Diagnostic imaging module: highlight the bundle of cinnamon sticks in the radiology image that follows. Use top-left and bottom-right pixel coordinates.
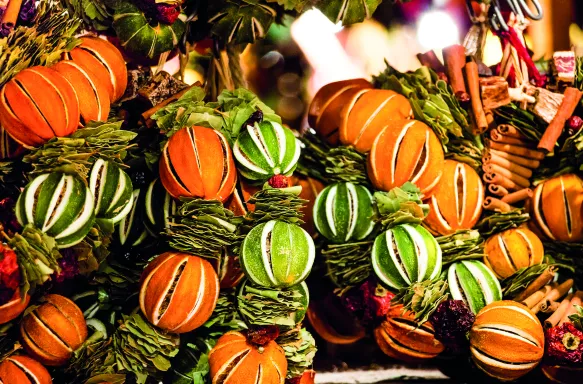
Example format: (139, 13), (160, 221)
(515, 271), (579, 329)
(481, 124), (542, 212)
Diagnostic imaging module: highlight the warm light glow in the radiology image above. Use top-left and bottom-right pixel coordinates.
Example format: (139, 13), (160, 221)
(417, 10), (460, 50)
(483, 30), (503, 67)
(291, 7), (366, 96)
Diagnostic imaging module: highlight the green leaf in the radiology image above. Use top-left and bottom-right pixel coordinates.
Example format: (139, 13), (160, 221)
(501, 264), (556, 299)
(218, 88), (281, 144)
(494, 103), (546, 141)
(265, 0), (309, 11)
(112, 313), (180, 383)
(437, 230), (485, 266)
(445, 137), (484, 172)
(297, 133), (369, 186)
(10, 225), (61, 298)
(372, 61), (466, 147)
(316, 0), (382, 25)
(209, 1), (277, 45)
(277, 327), (317, 378)
(0, 1), (81, 87)
(372, 183), (429, 230)
(243, 185), (306, 229)
(474, 209), (530, 236)
(23, 120), (136, 180)
(204, 290), (247, 332)
(238, 282), (306, 328)
(165, 199), (244, 259)
(323, 241), (373, 295)
(569, 305), (583, 332)
(392, 279), (449, 324)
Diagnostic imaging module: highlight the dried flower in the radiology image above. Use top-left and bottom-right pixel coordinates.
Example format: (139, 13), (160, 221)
(134, 0), (180, 24)
(343, 278), (394, 326)
(0, 243), (20, 305)
(54, 248), (79, 283)
(155, 3), (180, 24)
(430, 300), (475, 354)
(545, 323), (583, 365)
(268, 175), (290, 189)
(18, 0), (36, 23)
(247, 325), (280, 346)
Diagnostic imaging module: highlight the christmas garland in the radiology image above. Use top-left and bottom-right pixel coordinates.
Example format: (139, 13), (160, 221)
(300, 6), (583, 383)
(0, 2), (329, 384)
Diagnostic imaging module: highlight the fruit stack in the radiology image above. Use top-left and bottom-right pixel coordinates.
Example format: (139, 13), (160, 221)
(0, 3), (319, 383)
(299, 34), (583, 382)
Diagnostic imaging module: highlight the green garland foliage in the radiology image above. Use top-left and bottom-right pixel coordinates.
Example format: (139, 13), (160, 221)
(23, 120), (137, 180)
(392, 279), (449, 324)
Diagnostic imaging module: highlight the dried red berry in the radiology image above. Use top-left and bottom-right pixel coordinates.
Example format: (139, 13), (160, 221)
(54, 248), (79, 283)
(545, 323), (583, 365)
(155, 3), (180, 24)
(430, 300), (475, 354)
(0, 243), (20, 305)
(342, 278), (394, 326)
(566, 116), (583, 137)
(268, 175), (290, 189)
(246, 325), (280, 346)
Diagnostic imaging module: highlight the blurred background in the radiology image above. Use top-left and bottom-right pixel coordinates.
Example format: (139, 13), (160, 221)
(182, 0), (583, 131)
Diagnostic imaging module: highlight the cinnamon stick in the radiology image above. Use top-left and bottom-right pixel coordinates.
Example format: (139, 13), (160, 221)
(485, 111), (496, 130)
(487, 139), (546, 160)
(442, 45), (468, 96)
(484, 171), (522, 191)
(483, 151), (533, 178)
(501, 188), (534, 205)
(538, 87), (583, 153)
(464, 61), (488, 134)
(541, 301), (560, 314)
(497, 124), (527, 139)
(488, 148), (541, 169)
(545, 294), (574, 329)
(514, 267), (556, 302)
(1, 0), (23, 25)
(532, 279), (574, 314)
(141, 83), (199, 126)
(482, 163), (531, 188)
(483, 196), (513, 212)
(416, 51), (446, 73)
(488, 184), (509, 197)
(490, 129), (535, 147)
(559, 291), (583, 326)
(521, 285), (552, 308)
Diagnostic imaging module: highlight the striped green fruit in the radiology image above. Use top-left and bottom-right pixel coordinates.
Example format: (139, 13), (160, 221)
(447, 260), (502, 314)
(313, 182), (374, 243)
(237, 280), (309, 327)
(113, 2), (186, 58)
(233, 121), (301, 181)
(144, 178), (177, 237)
(372, 224), (442, 289)
(118, 189), (149, 247)
(15, 173), (95, 248)
(89, 159), (134, 224)
(240, 220), (315, 288)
